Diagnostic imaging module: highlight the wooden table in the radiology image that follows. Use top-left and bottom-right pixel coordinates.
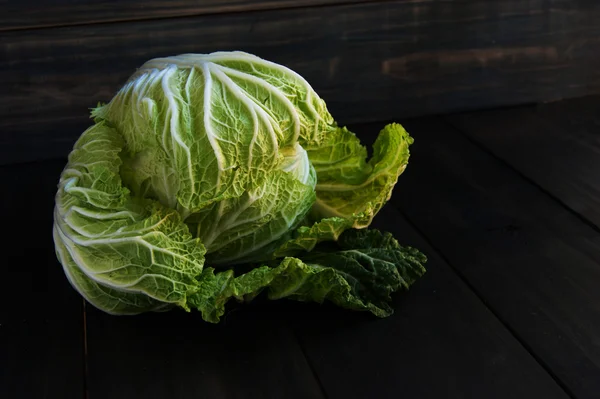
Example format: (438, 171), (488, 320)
(2, 95), (600, 399)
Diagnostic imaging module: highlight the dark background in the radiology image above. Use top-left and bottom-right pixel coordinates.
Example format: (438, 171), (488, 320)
(3, 0), (600, 164)
(2, 1), (600, 398)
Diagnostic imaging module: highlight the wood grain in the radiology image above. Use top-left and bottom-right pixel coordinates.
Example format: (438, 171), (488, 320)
(289, 204), (569, 399)
(85, 299), (325, 399)
(3, 0), (600, 164)
(0, 0), (380, 31)
(0, 159), (84, 399)
(446, 95), (600, 230)
(389, 117), (600, 399)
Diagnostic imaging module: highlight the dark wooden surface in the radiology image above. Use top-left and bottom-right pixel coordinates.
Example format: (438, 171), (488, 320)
(86, 303), (326, 398)
(4, 0), (600, 164)
(0, 160), (84, 399)
(292, 205), (567, 399)
(1, 152), (570, 399)
(391, 116), (600, 399)
(0, 0), (379, 30)
(446, 95), (600, 230)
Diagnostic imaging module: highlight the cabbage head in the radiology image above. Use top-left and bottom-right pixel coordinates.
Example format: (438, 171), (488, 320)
(53, 51), (426, 322)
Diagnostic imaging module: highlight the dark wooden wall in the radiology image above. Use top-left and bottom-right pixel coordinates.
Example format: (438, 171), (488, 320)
(2, 0), (600, 164)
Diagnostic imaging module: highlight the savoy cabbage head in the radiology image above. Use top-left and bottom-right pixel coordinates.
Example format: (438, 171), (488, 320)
(53, 51), (426, 322)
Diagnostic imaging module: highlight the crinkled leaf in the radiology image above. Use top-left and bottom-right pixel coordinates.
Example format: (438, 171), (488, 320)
(273, 210), (373, 258)
(53, 123), (205, 313)
(186, 169), (315, 266)
(188, 229), (426, 323)
(306, 123), (413, 227)
(91, 52), (330, 214)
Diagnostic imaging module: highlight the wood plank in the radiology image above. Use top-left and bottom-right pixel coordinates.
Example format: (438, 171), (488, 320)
(85, 297), (325, 398)
(289, 204), (569, 399)
(0, 159), (84, 399)
(4, 0), (600, 164)
(0, 0), (378, 31)
(388, 117), (600, 399)
(446, 95), (600, 230)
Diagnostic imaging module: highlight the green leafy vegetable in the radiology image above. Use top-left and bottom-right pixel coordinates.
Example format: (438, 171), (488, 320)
(190, 229), (426, 323)
(53, 51), (426, 322)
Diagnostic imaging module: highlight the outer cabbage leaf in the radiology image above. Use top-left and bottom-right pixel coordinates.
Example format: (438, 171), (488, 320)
(54, 230), (173, 314)
(306, 123), (413, 227)
(188, 229), (426, 323)
(272, 209), (374, 258)
(53, 123), (205, 313)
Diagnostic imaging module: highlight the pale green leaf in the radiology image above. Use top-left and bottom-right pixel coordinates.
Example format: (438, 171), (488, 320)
(306, 123), (413, 227)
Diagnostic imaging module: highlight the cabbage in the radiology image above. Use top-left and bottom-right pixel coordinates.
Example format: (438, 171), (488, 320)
(53, 51), (426, 322)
